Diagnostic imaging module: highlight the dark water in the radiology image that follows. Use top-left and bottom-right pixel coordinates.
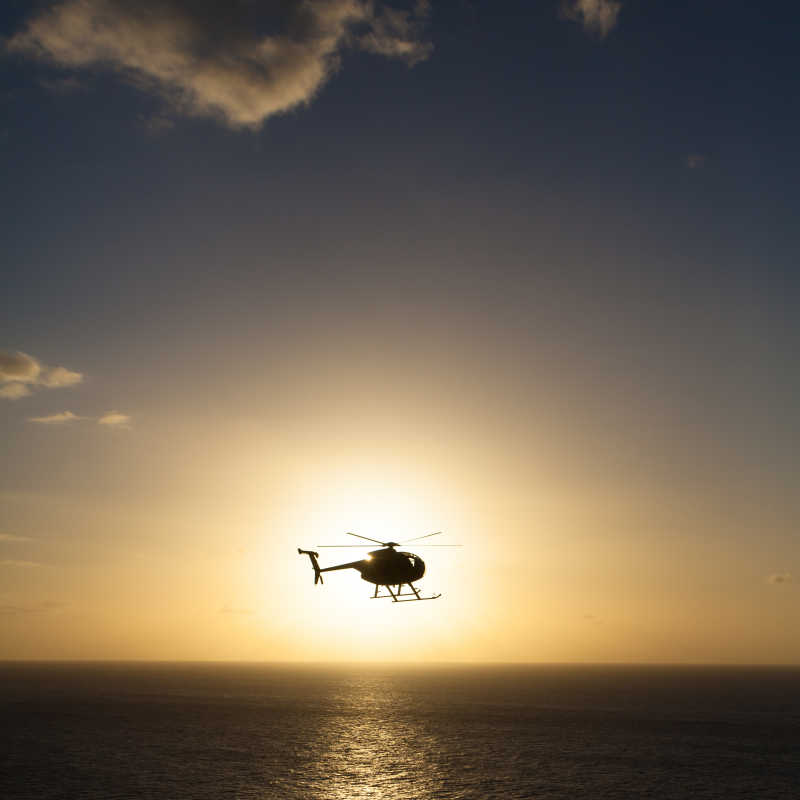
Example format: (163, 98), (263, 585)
(2, 663), (799, 799)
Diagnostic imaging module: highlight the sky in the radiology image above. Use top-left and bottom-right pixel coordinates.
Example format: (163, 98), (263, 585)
(1, 0), (798, 663)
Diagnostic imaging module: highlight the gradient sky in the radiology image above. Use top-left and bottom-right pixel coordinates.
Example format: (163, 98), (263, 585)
(1, 0), (798, 663)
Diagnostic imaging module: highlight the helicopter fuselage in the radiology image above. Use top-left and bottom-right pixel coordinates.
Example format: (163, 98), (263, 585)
(359, 548), (425, 585)
(309, 547), (425, 586)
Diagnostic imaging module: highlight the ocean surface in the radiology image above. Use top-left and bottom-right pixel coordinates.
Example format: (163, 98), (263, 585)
(1, 663), (799, 799)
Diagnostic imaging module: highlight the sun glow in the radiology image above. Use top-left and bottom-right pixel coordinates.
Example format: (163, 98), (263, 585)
(241, 463), (479, 661)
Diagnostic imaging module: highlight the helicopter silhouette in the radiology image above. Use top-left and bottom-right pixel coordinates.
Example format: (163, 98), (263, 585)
(298, 531), (457, 602)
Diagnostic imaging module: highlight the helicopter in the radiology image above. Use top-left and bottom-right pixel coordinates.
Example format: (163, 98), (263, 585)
(298, 531), (457, 602)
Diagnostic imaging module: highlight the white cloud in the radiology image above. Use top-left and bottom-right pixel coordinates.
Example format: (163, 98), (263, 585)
(8, 0), (433, 129)
(0, 350), (83, 399)
(28, 410), (83, 424)
(560, 0), (622, 38)
(98, 410), (131, 428)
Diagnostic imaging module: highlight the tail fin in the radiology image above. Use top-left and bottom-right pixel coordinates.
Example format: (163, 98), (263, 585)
(297, 548), (323, 584)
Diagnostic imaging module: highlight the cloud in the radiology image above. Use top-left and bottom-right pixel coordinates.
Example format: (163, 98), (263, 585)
(0, 533), (32, 542)
(2, 350), (129, 429)
(0, 601), (66, 615)
(139, 111), (175, 135)
(685, 154), (707, 169)
(27, 409), (132, 428)
(41, 366), (84, 387)
(359, 0), (432, 64)
(560, 0), (622, 38)
(39, 74), (87, 93)
(7, 0), (433, 129)
(767, 573), (793, 585)
(28, 410), (83, 424)
(0, 559), (43, 568)
(0, 350), (83, 399)
(0, 351), (41, 383)
(0, 382), (31, 399)
(98, 410), (131, 428)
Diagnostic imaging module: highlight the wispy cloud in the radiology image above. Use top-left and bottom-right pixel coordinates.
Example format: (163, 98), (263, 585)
(28, 409), (132, 429)
(560, 0), (622, 38)
(0, 382), (31, 399)
(28, 410), (83, 425)
(767, 573), (793, 585)
(7, 0), (433, 130)
(98, 410), (131, 428)
(40, 366), (83, 387)
(0, 533), (32, 542)
(0, 559), (43, 568)
(3, 350), (129, 428)
(39, 74), (87, 93)
(0, 350), (83, 400)
(685, 154), (707, 169)
(359, 0), (432, 63)
(139, 112), (175, 136)
(0, 601), (66, 615)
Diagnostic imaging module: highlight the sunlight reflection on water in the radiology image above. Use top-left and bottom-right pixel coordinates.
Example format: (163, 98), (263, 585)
(307, 675), (444, 800)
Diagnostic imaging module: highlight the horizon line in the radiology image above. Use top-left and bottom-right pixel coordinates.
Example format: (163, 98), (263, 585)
(2, 659), (800, 668)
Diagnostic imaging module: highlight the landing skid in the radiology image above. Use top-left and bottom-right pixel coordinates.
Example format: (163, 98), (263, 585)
(370, 583), (441, 602)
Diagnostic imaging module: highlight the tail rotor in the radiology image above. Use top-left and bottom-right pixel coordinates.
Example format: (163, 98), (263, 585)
(298, 548), (323, 584)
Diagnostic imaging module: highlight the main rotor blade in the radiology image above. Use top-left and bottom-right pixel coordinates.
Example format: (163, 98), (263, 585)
(346, 532), (386, 545)
(401, 531), (443, 543)
(316, 545), (374, 548)
(316, 543), (460, 548)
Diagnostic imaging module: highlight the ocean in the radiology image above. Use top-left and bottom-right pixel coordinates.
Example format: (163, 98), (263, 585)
(1, 663), (798, 799)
